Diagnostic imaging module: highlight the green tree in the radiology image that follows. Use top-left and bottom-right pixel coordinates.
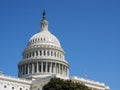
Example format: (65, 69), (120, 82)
(43, 78), (91, 90)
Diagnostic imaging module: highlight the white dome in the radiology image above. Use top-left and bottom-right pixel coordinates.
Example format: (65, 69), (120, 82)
(27, 16), (61, 47)
(28, 30), (61, 47)
(18, 12), (69, 79)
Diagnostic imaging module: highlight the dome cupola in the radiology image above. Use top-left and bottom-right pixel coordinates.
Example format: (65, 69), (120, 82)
(40, 11), (48, 31)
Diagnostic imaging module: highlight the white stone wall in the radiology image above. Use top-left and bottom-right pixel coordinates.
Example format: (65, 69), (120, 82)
(32, 78), (50, 90)
(0, 75), (31, 90)
(31, 74), (68, 90)
(70, 76), (110, 90)
(0, 74), (110, 90)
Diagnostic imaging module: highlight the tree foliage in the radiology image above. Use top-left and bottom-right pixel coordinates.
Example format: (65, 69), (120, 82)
(43, 78), (91, 90)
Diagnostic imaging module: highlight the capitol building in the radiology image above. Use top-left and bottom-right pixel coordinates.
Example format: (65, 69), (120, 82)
(0, 11), (110, 90)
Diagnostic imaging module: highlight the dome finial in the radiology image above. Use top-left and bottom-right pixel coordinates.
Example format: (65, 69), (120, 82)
(42, 10), (46, 20)
(40, 10), (48, 32)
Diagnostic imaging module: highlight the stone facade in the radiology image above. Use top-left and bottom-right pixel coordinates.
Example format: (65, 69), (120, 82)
(0, 12), (110, 90)
(0, 74), (31, 90)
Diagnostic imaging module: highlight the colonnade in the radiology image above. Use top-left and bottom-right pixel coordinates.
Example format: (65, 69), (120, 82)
(23, 49), (64, 60)
(19, 62), (69, 77)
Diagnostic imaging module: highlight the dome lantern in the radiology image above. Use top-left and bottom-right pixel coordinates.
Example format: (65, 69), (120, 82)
(40, 10), (48, 32)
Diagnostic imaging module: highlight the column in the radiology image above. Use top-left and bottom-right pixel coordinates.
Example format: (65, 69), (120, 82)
(34, 63), (36, 73)
(62, 65), (63, 75)
(28, 63), (29, 74)
(29, 63), (32, 73)
(63, 65), (65, 75)
(67, 67), (69, 77)
(24, 64), (26, 74)
(54, 63), (56, 74)
(0, 83), (2, 90)
(41, 62), (43, 73)
(53, 63), (55, 73)
(42, 50), (43, 56)
(52, 63), (55, 73)
(40, 50), (42, 56)
(56, 64), (58, 73)
(38, 63), (40, 72)
(60, 64), (62, 74)
(18, 66), (20, 77)
(2, 83), (4, 90)
(37, 62), (39, 73)
(32, 63), (34, 74)
(51, 51), (53, 57)
(46, 62), (48, 72)
(23, 65), (25, 75)
(49, 62), (52, 73)
(59, 64), (60, 74)
(52, 63), (54, 73)
(46, 50), (47, 56)
(65, 66), (67, 76)
(37, 50), (40, 57)
(34, 51), (36, 57)
(22, 65), (23, 75)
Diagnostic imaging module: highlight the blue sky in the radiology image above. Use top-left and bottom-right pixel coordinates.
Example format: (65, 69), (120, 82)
(0, 0), (120, 90)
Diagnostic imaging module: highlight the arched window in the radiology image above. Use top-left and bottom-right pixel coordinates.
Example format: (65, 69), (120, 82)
(32, 52), (34, 57)
(54, 52), (56, 57)
(47, 51), (49, 56)
(30, 52), (31, 57)
(44, 38), (45, 41)
(34, 63), (37, 72)
(52, 63), (54, 73)
(43, 62), (46, 72)
(39, 63), (41, 72)
(48, 63), (50, 72)
(4, 85), (7, 88)
(12, 87), (14, 90)
(36, 51), (38, 56)
(26, 64), (28, 74)
(51, 51), (53, 56)
(44, 50), (46, 56)
(23, 65), (25, 75)
(57, 52), (59, 57)
(27, 53), (29, 58)
(29, 63), (32, 73)
(20, 66), (22, 72)
(40, 50), (42, 56)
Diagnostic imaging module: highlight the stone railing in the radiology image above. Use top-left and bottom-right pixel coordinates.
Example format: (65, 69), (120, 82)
(0, 74), (32, 84)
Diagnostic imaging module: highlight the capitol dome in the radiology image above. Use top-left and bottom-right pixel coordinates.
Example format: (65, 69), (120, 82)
(28, 28), (61, 48)
(18, 11), (69, 79)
